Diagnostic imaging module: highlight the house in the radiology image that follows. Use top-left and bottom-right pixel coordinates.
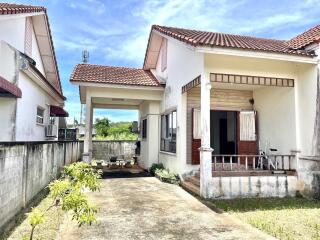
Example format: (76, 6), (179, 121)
(71, 24), (320, 199)
(0, 3), (68, 141)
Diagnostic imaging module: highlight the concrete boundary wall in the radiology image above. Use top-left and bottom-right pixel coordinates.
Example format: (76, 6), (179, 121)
(0, 141), (83, 232)
(92, 140), (136, 160)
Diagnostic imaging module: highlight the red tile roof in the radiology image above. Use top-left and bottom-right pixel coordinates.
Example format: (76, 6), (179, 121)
(287, 24), (320, 49)
(0, 3), (45, 15)
(70, 64), (163, 87)
(151, 25), (315, 57)
(0, 3), (64, 98)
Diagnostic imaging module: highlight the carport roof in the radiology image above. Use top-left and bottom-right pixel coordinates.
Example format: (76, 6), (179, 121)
(70, 63), (163, 87)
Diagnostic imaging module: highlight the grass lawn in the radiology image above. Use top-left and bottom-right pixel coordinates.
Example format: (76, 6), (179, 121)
(2, 193), (64, 240)
(212, 197), (320, 240)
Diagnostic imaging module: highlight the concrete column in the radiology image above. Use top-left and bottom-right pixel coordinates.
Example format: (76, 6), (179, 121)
(200, 73), (213, 198)
(83, 95), (93, 163)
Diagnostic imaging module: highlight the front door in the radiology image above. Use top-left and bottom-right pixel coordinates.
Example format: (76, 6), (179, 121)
(210, 110), (237, 155)
(191, 109), (258, 165)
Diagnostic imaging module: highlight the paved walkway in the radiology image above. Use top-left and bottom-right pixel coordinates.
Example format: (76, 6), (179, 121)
(58, 177), (275, 240)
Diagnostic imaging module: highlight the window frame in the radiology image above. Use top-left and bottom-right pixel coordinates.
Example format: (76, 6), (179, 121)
(160, 110), (177, 153)
(36, 106), (45, 125)
(141, 118), (147, 139)
(239, 111), (256, 141)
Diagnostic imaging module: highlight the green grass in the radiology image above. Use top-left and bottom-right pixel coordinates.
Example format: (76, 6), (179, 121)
(2, 193), (64, 240)
(212, 197), (320, 240)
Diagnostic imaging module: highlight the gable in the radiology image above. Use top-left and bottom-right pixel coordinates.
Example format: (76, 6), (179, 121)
(143, 31), (163, 70)
(32, 14), (61, 93)
(0, 3), (63, 97)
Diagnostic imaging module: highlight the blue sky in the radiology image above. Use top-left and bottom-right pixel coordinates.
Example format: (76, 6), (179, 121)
(17, 0), (320, 123)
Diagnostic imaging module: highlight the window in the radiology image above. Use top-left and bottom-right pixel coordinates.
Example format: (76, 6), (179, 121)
(142, 119), (147, 139)
(160, 110), (176, 153)
(36, 107), (44, 124)
(193, 109), (201, 139)
(49, 117), (55, 125)
(239, 111), (256, 141)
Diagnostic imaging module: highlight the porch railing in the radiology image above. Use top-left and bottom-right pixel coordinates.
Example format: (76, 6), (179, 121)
(212, 154), (295, 172)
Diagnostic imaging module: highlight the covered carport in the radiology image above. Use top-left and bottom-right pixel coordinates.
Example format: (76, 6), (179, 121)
(70, 63), (164, 168)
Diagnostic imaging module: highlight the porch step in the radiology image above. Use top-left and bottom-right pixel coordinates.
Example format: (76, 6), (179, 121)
(181, 176), (200, 196)
(188, 175), (200, 187)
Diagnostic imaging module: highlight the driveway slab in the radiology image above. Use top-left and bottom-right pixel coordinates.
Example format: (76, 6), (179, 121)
(58, 177), (275, 240)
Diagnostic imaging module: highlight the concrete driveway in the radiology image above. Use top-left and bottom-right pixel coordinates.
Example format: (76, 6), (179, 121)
(58, 177), (274, 240)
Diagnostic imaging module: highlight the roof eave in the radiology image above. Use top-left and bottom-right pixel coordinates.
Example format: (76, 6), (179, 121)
(196, 46), (318, 64)
(70, 80), (165, 91)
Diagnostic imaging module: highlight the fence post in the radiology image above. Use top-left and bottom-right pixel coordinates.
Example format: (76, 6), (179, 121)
(63, 142), (67, 166)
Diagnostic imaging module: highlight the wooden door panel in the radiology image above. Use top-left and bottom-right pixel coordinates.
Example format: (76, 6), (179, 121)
(192, 139), (201, 165)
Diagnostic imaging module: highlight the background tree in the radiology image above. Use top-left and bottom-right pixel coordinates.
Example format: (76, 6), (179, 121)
(94, 118), (110, 137)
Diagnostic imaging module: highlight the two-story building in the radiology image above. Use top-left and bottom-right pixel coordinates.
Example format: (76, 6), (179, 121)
(0, 3), (68, 141)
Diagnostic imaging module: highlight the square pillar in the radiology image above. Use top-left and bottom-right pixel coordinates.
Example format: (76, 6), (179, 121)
(200, 73), (213, 198)
(83, 95), (93, 163)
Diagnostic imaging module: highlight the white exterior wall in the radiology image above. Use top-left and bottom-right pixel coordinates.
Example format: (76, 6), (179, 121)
(295, 64), (318, 156)
(0, 18), (25, 52)
(204, 54), (298, 80)
(15, 72), (59, 141)
(0, 17), (45, 76)
(155, 38), (204, 175)
(139, 101), (161, 169)
(0, 42), (18, 141)
(0, 99), (16, 141)
(253, 87), (297, 155)
(0, 41), (17, 84)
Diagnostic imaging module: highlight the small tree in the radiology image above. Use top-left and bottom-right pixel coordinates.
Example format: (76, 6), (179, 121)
(94, 118), (110, 137)
(27, 162), (101, 240)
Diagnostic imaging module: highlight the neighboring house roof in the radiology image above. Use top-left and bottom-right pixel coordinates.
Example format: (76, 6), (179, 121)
(0, 3), (64, 98)
(287, 24), (320, 50)
(70, 64), (163, 87)
(0, 3), (45, 14)
(150, 25), (315, 57)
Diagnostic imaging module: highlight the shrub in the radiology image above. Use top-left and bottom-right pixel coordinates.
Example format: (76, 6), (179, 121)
(155, 169), (180, 184)
(26, 162), (102, 239)
(149, 163), (165, 175)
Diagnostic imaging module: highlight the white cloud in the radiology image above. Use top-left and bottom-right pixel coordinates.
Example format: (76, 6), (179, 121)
(69, 0), (106, 15)
(42, 0), (320, 121)
(102, 0), (320, 66)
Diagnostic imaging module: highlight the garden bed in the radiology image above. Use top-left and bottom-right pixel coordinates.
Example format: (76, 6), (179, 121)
(212, 197), (320, 240)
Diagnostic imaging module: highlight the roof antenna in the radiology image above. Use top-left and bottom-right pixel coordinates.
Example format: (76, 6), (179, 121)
(82, 49), (89, 63)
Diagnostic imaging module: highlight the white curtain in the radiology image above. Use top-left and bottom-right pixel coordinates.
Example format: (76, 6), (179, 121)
(240, 111), (256, 141)
(193, 109), (201, 139)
